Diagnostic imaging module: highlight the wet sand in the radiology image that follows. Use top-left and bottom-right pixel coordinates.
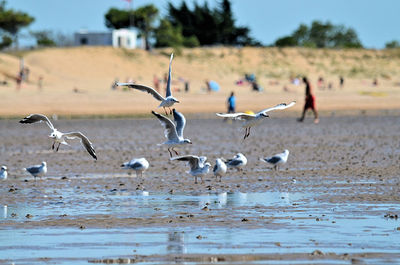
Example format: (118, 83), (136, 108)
(1, 115), (400, 264)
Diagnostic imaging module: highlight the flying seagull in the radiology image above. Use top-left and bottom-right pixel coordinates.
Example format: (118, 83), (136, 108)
(121, 157), (149, 178)
(213, 158), (227, 182)
(225, 153), (247, 171)
(117, 54), (179, 115)
(171, 155), (211, 184)
(216, 101), (296, 139)
(19, 114), (97, 160)
(0, 166), (7, 180)
(260, 149), (289, 170)
(152, 109), (192, 157)
(25, 161), (47, 180)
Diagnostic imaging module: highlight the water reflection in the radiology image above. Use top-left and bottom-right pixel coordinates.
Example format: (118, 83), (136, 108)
(166, 231), (186, 254)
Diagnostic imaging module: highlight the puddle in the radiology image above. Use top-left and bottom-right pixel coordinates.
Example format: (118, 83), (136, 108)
(1, 191), (400, 264)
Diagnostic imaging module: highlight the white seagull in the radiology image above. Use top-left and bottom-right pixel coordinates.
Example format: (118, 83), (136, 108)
(19, 114), (97, 160)
(152, 109), (192, 157)
(171, 155), (211, 184)
(117, 54), (179, 115)
(25, 162), (47, 180)
(0, 166), (7, 180)
(121, 158), (149, 178)
(260, 149), (289, 170)
(213, 158), (227, 182)
(225, 153), (247, 171)
(216, 101), (296, 139)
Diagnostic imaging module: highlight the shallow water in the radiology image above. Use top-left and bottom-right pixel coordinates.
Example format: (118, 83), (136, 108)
(1, 191), (400, 264)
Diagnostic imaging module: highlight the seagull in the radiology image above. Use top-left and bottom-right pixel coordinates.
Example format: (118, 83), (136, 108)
(117, 54), (179, 115)
(225, 153), (247, 171)
(19, 114), (97, 160)
(121, 158), (149, 178)
(0, 166), (7, 180)
(152, 109), (192, 157)
(25, 162), (47, 180)
(260, 149), (289, 170)
(216, 101), (296, 139)
(171, 155), (211, 184)
(213, 158), (227, 182)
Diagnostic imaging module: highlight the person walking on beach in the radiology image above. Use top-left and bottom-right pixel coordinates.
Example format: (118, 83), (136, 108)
(298, 77), (319, 124)
(227, 91), (236, 113)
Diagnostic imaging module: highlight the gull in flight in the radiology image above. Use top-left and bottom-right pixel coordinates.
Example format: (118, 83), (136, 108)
(216, 101), (296, 139)
(213, 158), (227, 182)
(25, 161), (47, 180)
(225, 153), (247, 171)
(0, 166), (7, 180)
(171, 155), (211, 184)
(121, 157), (149, 178)
(260, 149), (289, 170)
(152, 109), (192, 157)
(117, 54), (179, 115)
(19, 114), (97, 160)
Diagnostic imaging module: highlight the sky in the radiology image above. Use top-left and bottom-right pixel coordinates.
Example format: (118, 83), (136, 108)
(7, 0), (400, 49)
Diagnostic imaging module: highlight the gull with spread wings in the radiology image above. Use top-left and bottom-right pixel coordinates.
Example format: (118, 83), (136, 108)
(216, 101), (296, 139)
(171, 155), (210, 184)
(152, 108), (192, 157)
(19, 114), (97, 160)
(117, 54), (179, 115)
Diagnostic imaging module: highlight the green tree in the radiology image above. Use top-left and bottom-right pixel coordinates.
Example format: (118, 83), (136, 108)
(30, 30), (56, 47)
(154, 19), (199, 48)
(274, 20), (362, 48)
(0, 0), (34, 48)
(105, 4), (159, 50)
(385, 40), (400, 49)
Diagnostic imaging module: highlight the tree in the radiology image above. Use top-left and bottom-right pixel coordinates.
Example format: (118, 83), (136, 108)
(165, 0), (259, 46)
(385, 40), (400, 49)
(105, 4), (159, 50)
(154, 19), (199, 48)
(274, 20), (362, 48)
(0, 0), (34, 48)
(30, 30), (56, 47)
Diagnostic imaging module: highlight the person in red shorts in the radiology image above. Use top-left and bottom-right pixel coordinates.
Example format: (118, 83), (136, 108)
(298, 76), (319, 124)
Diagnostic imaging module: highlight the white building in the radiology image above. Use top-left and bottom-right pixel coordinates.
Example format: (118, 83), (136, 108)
(74, 28), (142, 49)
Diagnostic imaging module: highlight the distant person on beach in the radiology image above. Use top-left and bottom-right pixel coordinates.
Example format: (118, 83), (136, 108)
(298, 77), (319, 124)
(153, 75), (160, 92)
(339, 76), (344, 88)
(227, 91), (236, 113)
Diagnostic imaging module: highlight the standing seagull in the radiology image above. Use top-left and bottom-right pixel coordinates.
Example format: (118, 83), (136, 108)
(213, 158), (227, 182)
(152, 109), (192, 157)
(0, 166), (7, 180)
(25, 162), (47, 180)
(117, 54), (179, 115)
(121, 158), (149, 178)
(216, 101), (296, 139)
(19, 114), (97, 160)
(260, 150), (289, 170)
(225, 153), (247, 171)
(171, 155), (211, 184)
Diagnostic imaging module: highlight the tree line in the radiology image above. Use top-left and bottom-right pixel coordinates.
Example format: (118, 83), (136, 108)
(0, 0), (399, 50)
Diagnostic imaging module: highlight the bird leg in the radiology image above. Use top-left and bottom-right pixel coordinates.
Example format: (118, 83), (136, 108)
(274, 165), (277, 171)
(163, 107), (168, 115)
(167, 148), (173, 158)
(243, 128), (248, 139)
(169, 107), (173, 115)
(56, 143), (61, 152)
(247, 127), (251, 137)
(194, 176), (198, 184)
(51, 142), (55, 150)
(172, 148), (179, 155)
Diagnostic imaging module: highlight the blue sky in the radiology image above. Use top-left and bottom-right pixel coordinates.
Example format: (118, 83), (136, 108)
(8, 0), (400, 48)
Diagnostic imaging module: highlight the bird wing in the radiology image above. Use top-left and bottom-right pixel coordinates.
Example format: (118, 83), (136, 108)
(165, 53), (173, 98)
(25, 166), (41, 174)
(151, 111), (179, 141)
(117, 83), (164, 101)
(64, 132), (97, 160)
(258, 101), (296, 115)
(213, 164), (218, 173)
(171, 155), (200, 171)
(227, 159), (242, 166)
(173, 109), (186, 138)
(19, 114), (55, 130)
(216, 112), (255, 120)
(266, 156), (282, 164)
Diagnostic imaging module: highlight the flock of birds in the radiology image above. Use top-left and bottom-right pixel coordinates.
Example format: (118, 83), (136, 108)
(0, 53), (294, 184)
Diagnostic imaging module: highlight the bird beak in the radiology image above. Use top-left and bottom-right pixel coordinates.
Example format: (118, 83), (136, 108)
(176, 100), (180, 103)
(189, 142), (192, 144)
(120, 164), (125, 167)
